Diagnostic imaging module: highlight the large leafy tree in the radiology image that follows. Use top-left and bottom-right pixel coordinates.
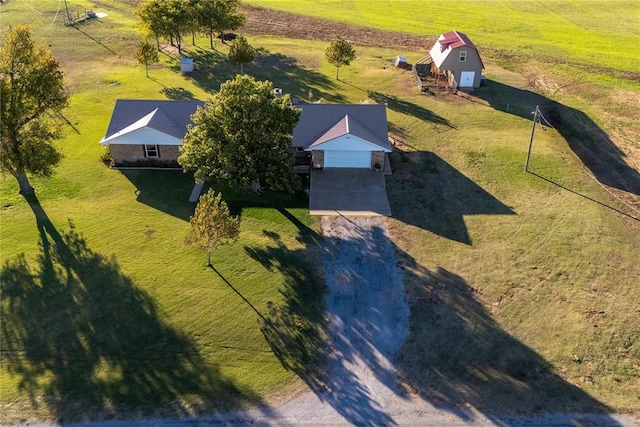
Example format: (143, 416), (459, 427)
(194, 0), (245, 49)
(136, 0), (167, 50)
(179, 75), (301, 193)
(186, 188), (240, 266)
(0, 25), (68, 195)
(228, 36), (255, 74)
(137, 0), (193, 54)
(325, 36), (356, 80)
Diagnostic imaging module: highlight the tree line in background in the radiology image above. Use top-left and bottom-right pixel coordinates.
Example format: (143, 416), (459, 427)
(137, 0), (245, 53)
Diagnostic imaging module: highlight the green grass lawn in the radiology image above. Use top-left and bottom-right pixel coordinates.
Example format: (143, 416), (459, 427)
(2, 0), (640, 421)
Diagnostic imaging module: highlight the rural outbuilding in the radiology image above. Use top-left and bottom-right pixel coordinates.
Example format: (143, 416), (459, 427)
(292, 103), (392, 170)
(426, 30), (484, 90)
(99, 99), (203, 166)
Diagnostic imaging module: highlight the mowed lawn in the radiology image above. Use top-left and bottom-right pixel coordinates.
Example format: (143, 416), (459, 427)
(1, 0), (640, 422)
(0, 1), (327, 422)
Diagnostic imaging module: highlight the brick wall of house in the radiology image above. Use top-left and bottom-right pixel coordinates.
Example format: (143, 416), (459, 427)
(371, 151), (385, 169)
(109, 144), (180, 165)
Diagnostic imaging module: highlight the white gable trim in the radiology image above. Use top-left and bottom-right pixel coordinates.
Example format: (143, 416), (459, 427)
(100, 127), (183, 146)
(305, 134), (391, 152)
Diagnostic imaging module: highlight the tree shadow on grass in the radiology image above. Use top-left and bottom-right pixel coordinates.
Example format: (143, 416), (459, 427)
(120, 169), (196, 222)
(161, 86), (196, 100)
(0, 195), (264, 422)
(473, 79), (640, 196)
(387, 151), (515, 244)
(244, 227), (328, 392)
(183, 47), (345, 102)
(397, 254), (619, 422)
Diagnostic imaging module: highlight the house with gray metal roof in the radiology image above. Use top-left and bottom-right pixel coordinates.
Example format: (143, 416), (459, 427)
(100, 100), (392, 171)
(99, 99), (203, 166)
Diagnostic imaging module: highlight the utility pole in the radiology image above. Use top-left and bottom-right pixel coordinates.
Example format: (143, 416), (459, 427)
(64, 0), (72, 25)
(524, 106), (540, 172)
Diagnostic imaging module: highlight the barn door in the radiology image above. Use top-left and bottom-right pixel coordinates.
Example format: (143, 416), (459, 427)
(460, 71), (475, 87)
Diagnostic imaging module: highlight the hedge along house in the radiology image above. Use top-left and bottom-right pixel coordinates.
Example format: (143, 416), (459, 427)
(292, 103), (392, 171)
(425, 30), (484, 90)
(100, 99), (204, 166)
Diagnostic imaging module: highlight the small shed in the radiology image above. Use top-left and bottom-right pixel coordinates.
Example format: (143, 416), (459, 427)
(180, 58), (194, 74)
(427, 30), (484, 90)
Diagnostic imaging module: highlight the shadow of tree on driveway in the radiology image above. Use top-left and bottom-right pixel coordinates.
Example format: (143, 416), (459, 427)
(0, 195), (264, 422)
(244, 207), (617, 424)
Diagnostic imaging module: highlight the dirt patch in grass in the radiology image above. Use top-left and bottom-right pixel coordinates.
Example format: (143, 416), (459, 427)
(240, 4), (432, 51)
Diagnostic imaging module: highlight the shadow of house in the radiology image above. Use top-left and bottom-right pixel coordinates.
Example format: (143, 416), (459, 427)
(1, 196), (264, 422)
(387, 151), (515, 244)
(473, 79), (640, 196)
(184, 47), (346, 103)
(397, 257), (618, 422)
(120, 169), (197, 222)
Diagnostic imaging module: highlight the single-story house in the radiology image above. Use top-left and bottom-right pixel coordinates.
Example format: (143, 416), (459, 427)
(100, 100), (392, 170)
(99, 99), (204, 166)
(293, 103), (392, 170)
(428, 30), (484, 90)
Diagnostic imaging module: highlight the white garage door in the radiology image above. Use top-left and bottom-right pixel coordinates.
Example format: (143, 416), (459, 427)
(324, 150), (371, 168)
(460, 71), (475, 87)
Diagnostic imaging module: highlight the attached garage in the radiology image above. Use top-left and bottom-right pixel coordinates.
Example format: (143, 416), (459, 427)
(291, 103), (393, 171)
(324, 150), (371, 168)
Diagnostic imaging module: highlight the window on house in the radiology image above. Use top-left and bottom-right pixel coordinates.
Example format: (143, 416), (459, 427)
(144, 144), (159, 158)
(459, 51), (467, 62)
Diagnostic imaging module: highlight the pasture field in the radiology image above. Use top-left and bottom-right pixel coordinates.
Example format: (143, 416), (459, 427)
(1, 0), (640, 421)
(245, 0), (640, 78)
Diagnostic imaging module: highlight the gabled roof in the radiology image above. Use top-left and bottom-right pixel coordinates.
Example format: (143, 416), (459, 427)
(292, 104), (391, 151)
(429, 30), (484, 69)
(308, 114), (389, 150)
(100, 99), (204, 145)
(438, 30), (477, 50)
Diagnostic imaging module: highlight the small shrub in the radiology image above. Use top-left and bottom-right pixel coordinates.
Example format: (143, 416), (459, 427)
(100, 147), (114, 167)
